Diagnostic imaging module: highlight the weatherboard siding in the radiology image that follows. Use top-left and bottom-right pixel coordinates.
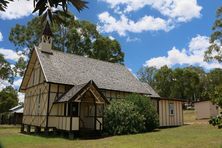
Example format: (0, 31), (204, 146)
(159, 100), (183, 127)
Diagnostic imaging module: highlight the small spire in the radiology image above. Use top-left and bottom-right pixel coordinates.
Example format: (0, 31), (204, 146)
(38, 21), (53, 54)
(43, 21), (52, 36)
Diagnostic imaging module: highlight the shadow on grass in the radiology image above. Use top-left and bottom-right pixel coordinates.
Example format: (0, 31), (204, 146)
(20, 129), (162, 140)
(20, 131), (109, 140)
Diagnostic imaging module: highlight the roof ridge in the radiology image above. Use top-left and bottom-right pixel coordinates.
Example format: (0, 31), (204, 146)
(50, 49), (125, 67)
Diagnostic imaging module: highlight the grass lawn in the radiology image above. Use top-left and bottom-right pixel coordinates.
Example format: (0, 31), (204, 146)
(0, 111), (222, 148)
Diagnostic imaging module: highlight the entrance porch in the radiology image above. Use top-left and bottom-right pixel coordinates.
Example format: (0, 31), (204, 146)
(49, 80), (109, 132)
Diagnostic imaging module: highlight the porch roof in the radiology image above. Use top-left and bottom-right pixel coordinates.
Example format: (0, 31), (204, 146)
(55, 80), (109, 104)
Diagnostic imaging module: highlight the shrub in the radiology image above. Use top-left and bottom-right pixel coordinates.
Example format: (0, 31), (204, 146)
(104, 99), (145, 135)
(126, 94), (159, 132)
(209, 112), (222, 129)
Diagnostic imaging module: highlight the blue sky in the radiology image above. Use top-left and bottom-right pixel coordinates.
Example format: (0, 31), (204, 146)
(0, 0), (222, 99)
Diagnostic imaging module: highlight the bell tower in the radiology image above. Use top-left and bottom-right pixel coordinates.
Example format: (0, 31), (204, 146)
(38, 21), (53, 54)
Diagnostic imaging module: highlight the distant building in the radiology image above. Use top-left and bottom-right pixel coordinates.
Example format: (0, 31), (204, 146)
(9, 105), (23, 124)
(194, 101), (219, 119)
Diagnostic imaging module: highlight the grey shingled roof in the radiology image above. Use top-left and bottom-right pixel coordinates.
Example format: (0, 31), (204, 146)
(142, 82), (160, 98)
(35, 48), (152, 94)
(56, 82), (87, 103)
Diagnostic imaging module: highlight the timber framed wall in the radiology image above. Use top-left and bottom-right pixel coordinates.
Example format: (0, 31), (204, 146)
(159, 99), (183, 127)
(23, 58), (49, 127)
(100, 89), (131, 101)
(47, 83), (74, 130)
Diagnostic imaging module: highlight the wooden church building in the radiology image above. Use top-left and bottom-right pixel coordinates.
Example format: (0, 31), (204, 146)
(20, 23), (184, 135)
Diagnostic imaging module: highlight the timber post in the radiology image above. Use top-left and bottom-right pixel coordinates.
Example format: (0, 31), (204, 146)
(20, 124), (24, 133)
(27, 125), (31, 133)
(34, 126), (41, 134)
(44, 127), (49, 135)
(69, 132), (75, 140)
(46, 83), (51, 130)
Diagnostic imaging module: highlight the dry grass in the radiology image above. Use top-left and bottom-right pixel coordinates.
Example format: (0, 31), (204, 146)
(0, 110), (222, 148)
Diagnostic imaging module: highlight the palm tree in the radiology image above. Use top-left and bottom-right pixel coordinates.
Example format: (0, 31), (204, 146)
(0, 0), (88, 23)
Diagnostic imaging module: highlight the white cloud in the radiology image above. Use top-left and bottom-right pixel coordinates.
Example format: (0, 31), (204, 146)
(0, 32), (3, 41)
(0, 79), (11, 91)
(126, 36), (140, 42)
(0, 0), (33, 20)
(100, 0), (202, 22)
(108, 35), (115, 40)
(13, 78), (22, 88)
(18, 92), (25, 103)
(189, 35), (210, 55)
(144, 35), (222, 70)
(0, 48), (26, 61)
(0, 48), (20, 61)
(98, 0), (202, 35)
(98, 12), (170, 36)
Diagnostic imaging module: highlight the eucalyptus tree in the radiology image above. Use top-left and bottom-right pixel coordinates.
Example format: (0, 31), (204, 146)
(205, 6), (222, 62)
(9, 14), (125, 77)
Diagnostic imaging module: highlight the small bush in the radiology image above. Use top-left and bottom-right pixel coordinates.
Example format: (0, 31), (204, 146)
(126, 94), (159, 132)
(209, 112), (222, 129)
(104, 99), (145, 135)
(103, 94), (159, 135)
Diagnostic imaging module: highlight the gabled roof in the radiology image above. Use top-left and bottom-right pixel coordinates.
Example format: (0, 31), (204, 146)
(33, 48), (151, 94)
(142, 82), (160, 98)
(55, 80), (109, 104)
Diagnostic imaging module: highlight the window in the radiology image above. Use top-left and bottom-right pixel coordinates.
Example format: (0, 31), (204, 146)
(68, 103), (78, 116)
(169, 102), (174, 115)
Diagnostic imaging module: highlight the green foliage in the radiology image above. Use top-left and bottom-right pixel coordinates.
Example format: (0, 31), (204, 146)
(0, 54), (14, 83)
(125, 94), (159, 131)
(14, 57), (26, 77)
(207, 69), (222, 108)
(0, 86), (18, 113)
(92, 37), (124, 63)
(104, 94), (159, 135)
(137, 65), (222, 103)
(137, 66), (157, 87)
(209, 113), (222, 129)
(205, 6), (222, 62)
(154, 66), (173, 98)
(104, 99), (145, 135)
(210, 85), (222, 108)
(170, 68), (199, 100)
